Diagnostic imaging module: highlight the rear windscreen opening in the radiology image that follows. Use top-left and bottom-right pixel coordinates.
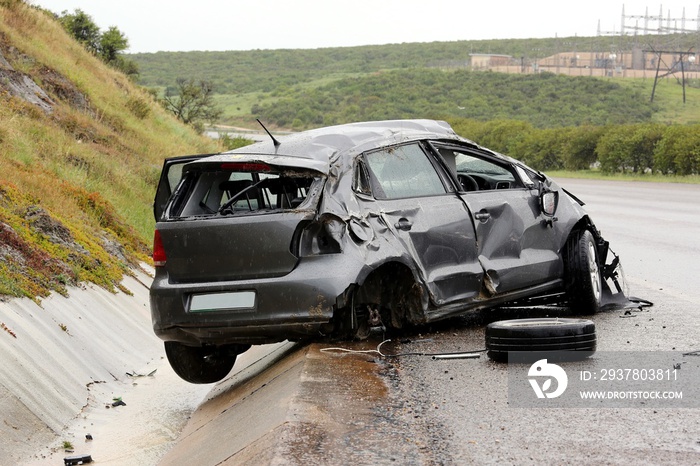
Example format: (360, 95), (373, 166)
(168, 165), (322, 219)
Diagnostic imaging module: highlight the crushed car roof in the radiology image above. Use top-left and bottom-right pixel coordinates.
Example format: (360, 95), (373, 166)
(192, 120), (469, 175)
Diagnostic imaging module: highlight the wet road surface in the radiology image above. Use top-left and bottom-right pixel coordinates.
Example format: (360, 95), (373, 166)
(372, 178), (700, 465)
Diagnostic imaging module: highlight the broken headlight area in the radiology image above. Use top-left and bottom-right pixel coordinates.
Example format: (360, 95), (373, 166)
(593, 231), (628, 298)
(601, 249), (630, 306)
(296, 214), (346, 256)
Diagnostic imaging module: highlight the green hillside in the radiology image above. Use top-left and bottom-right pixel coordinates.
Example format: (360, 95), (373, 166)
(249, 69), (657, 129)
(130, 33), (700, 129)
(0, 0), (218, 299)
(131, 34), (699, 94)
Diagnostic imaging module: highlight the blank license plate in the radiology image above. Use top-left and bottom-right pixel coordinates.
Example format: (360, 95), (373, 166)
(189, 291), (256, 312)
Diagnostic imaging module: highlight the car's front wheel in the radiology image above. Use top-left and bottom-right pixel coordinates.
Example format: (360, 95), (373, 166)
(565, 229), (602, 313)
(164, 341), (248, 384)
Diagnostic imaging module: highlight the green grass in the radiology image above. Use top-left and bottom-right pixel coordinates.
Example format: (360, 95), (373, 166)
(548, 169), (700, 184)
(615, 78), (700, 125)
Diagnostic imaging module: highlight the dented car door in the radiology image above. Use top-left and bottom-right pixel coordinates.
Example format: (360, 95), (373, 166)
(361, 143), (483, 306)
(432, 143), (562, 295)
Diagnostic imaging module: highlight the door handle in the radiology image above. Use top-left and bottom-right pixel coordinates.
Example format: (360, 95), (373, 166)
(394, 218), (413, 231)
(474, 210), (491, 222)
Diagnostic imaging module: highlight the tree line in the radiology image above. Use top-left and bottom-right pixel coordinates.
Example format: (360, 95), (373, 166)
(51, 8), (138, 77)
(47, 8), (222, 134)
(449, 118), (699, 175)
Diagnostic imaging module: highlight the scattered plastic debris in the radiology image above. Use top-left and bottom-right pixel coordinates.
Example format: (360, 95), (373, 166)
(64, 454), (92, 465)
(126, 369), (157, 377)
(431, 353), (481, 360)
(111, 396), (126, 407)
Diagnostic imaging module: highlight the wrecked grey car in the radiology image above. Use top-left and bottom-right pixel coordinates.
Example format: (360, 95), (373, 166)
(150, 119), (624, 383)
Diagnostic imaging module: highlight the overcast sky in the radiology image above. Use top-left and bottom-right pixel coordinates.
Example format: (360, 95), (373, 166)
(29, 1), (700, 53)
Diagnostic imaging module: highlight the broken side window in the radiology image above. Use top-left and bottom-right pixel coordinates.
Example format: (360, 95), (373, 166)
(434, 145), (522, 191)
(353, 159), (373, 196)
(363, 143), (447, 200)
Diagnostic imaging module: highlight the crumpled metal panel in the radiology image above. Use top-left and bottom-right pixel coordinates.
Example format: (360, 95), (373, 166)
(462, 189), (562, 295)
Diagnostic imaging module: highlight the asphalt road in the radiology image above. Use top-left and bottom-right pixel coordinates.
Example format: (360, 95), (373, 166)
(370, 178), (700, 465)
(160, 178), (700, 465)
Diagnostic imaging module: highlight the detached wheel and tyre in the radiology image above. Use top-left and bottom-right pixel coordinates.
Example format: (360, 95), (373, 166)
(165, 341), (248, 384)
(566, 229), (602, 314)
(485, 318), (596, 362)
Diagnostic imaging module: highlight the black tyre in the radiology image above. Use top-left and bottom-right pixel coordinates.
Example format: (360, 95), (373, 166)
(485, 317), (596, 362)
(565, 229), (602, 313)
(165, 341), (242, 384)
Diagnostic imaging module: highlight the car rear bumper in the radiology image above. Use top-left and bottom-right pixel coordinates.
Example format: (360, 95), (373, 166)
(150, 254), (367, 345)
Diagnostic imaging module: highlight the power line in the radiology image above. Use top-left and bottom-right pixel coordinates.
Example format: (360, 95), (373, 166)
(598, 4), (700, 36)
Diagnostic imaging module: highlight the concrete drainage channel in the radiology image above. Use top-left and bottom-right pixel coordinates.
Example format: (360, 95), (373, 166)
(0, 266), (219, 465)
(159, 340), (409, 465)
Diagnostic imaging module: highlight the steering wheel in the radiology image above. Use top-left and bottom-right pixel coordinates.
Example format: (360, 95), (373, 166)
(458, 174), (479, 192)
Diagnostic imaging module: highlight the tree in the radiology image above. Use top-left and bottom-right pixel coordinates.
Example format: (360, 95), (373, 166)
(654, 125), (700, 175)
(162, 78), (223, 133)
(596, 125), (633, 173)
(57, 9), (137, 78)
(561, 126), (605, 170)
(510, 128), (565, 170)
(58, 9), (100, 54)
(99, 26), (129, 64)
(627, 124), (664, 173)
(475, 119), (533, 155)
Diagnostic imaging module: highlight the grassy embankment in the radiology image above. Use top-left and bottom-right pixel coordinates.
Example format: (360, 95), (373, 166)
(0, 1), (218, 299)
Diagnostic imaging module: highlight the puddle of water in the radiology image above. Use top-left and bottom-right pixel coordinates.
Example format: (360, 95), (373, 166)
(28, 357), (210, 465)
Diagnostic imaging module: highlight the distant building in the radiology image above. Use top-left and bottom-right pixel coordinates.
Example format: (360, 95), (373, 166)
(469, 53), (513, 69)
(468, 47), (698, 79)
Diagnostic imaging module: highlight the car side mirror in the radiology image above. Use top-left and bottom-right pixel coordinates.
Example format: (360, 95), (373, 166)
(541, 191), (559, 217)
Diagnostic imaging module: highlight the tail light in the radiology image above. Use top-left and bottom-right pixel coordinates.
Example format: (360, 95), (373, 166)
(294, 215), (344, 257)
(152, 230), (167, 267)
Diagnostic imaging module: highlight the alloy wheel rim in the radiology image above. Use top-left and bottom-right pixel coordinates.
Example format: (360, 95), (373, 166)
(587, 241), (601, 302)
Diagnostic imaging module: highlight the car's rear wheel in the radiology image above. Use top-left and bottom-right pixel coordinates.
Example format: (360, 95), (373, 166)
(485, 317), (596, 362)
(335, 265), (424, 340)
(565, 229), (602, 313)
(164, 341), (248, 384)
